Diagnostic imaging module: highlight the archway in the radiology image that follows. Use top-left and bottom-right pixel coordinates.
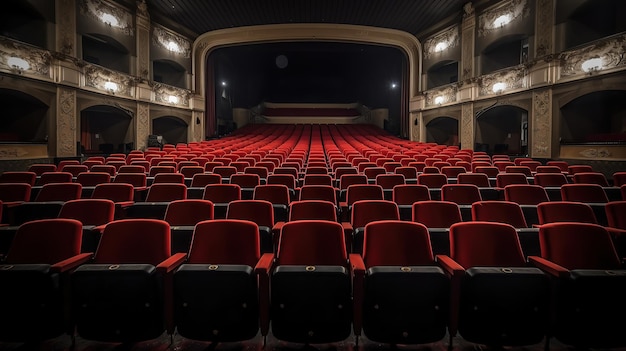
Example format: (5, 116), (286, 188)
(475, 105), (527, 155)
(80, 105), (133, 155)
(152, 116), (188, 145)
(82, 33), (130, 73)
(153, 59), (187, 89)
(426, 116), (458, 146)
(0, 89), (48, 142)
(560, 90), (626, 143)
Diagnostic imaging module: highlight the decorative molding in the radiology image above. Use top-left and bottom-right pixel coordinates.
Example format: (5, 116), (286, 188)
(0, 38), (52, 77)
(461, 102), (474, 150)
(57, 88), (77, 157)
(136, 0), (149, 19)
(153, 83), (191, 107)
(57, 0), (76, 56)
(136, 102), (149, 150)
(425, 84), (458, 107)
(478, 0), (530, 38)
(84, 64), (134, 96)
(534, 0), (553, 57)
(79, 0), (134, 36)
(478, 66), (527, 96)
(461, 18), (475, 80)
(559, 33), (626, 77)
(532, 89), (551, 157)
(423, 25), (460, 60)
(137, 25), (150, 79)
(579, 148), (611, 158)
(152, 25), (191, 58)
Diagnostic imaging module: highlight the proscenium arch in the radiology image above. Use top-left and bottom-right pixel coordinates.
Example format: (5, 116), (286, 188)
(193, 24), (423, 139)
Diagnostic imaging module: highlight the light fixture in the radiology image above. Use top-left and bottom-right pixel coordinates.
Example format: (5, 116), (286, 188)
(168, 95), (179, 104)
(435, 42), (448, 52)
(7, 57), (30, 73)
(390, 83), (397, 89)
(221, 81), (227, 86)
(104, 81), (118, 93)
(434, 96), (445, 105)
(492, 82), (506, 93)
(493, 14), (512, 27)
(100, 13), (119, 27)
(167, 41), (180, 53)
(581, 57), (604, 73)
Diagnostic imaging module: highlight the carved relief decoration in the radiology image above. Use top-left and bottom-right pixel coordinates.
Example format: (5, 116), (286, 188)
(85, 64), (134, 96)
(579, 148), (611, 158)
(535, 0), (553, 57)
(461, 26), (474, 80)
(57, 0), (76, 55)
(478, 66), (527, 96)
(461, 103), (474, 149)
(154, 83), (191, 107)
(80, 0), (134, 36)
(137, 27), (150, 79)
(136, 102), (149, 150)
(0, 38), (52, 77)
(478, 0), (530, 37)
(532, 90), (551, 157)
(425, 84), (458, 107)
(559, 33), (626, 77)
(153, 25), (191, 58)
(58, 89), (77, 156)
(424, 25), (459, 60)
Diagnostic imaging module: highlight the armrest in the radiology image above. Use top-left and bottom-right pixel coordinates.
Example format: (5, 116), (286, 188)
(435, 255), (465, 278)
(256, 252), (275, 337)
(528, 256), (570, 279)
(50, 252), (93, 273)
(349, 253), (365, 337)
(114, 201), (135, 208)
(156, 252), (187, 274)
(255, 253), (275, 276)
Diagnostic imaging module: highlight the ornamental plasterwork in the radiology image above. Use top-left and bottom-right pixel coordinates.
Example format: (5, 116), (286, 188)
(534, 0), (553, 57)
(559, 33), (626, 77)
(0, 38), (52, 77)
(478, 0), (530, 37)
(532, 90), (551, 158)
(85, 64), (133, 97)
(153, 83), (191, 107)
(461, 103), (474, 150)
(425, 84), (458, 107)
(478, 66), (527, 96)
(57, 89), (77, 157)
(579, 148), (612, 158)
(80, 0), (135, 36)
(136, 102), (150, 150)
(153, 25), (191, 58)
(423, 25), (459, 60)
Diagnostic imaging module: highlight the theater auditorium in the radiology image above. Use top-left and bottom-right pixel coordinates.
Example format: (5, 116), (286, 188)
(1, 0), (626, 350)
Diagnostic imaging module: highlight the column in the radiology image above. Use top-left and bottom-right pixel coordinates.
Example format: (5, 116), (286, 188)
(56, 88), (77, 157)
(531, 89), (552, 158)
(461, 102), (474, 151)
(136, 102), (150, 150)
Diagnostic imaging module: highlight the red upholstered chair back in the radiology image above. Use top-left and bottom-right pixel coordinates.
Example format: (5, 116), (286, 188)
(299, 185), (337, 204)
(203, 184), (241, 203)
(276, 220), (347, 266)
(187, 219), (260, 267)
(392, 184), (430, 205)
(560, 183), (609, 203)
(345, 184), (384, 206)
(503, 184), (549, 205)
(417, 173), (448, 188)
(253, 184), (291, 206)
(114, 173), (147, 187)
(533, 173), (568, 187)
(39, 172), (73, 185)
(538, 222), (621, 270)
(164, 199), (214, 226)
(35, 183), (82, 202)
(375, 174), (405, 190)
(0, 183), (32, 202)
(537, 201), (597, 225)
(28, 164), (57, 176)
(289, 200), (337, 221)
(190, 173), (221, 187)
(471, 200), (528, 228)
(229, 174), (261, 188)
(76, 172), (111, 186)
(145, 183), (187, 202)
(94, 219), (171, 265)
(226, 199), (274, 228)
(362, 220), (434, 268)
(0, 171), (37, 186)
(412, 200), (462, 228)
(59, 199), (115, 226)
(338, 174), (368, 190)
(351, 200), (400, 228)
(449, 221), (527, 269)
(92, 183), (134, 203)
(440, 184), (482, 205)
(457, 173), (490, 187)
(606, 201), (626, 230)
(153, 173), (185, 184)
(6, 218), (83, 264)
(495, 172), (528, 188)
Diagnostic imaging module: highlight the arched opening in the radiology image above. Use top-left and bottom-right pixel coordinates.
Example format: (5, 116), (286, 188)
(153, 59), (187, 89)
(556, 0), (626, 51)
(82, 33), (130, 73)
(560, 90), (626, 144)
(80, 105), (133, 155)
(481, 35), (528, 75)
(0, 0), (48, 49)
(427, 60), (459, 89)
(476, 105), (527, 155)
(152, 116), (188, 145)
(426, 117), (458, 146)
(0, 89), (48, 143)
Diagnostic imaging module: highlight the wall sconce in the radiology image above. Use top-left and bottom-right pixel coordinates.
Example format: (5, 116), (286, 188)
(168, 95), (179, 104)
(492, 82), (506, 94)
(7, 57), (30, 74)
(434, 96), (445, 105)
(581, 57), (604, 74)
(104, 81), (118, 94)
(100, 13), (119, 27)
(493, 14), (512, 27)
(167, 41), (181, 53)
(435, 42), (448, 52)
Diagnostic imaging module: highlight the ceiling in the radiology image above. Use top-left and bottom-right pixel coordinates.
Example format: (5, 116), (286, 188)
(135, 0), (472, 40)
